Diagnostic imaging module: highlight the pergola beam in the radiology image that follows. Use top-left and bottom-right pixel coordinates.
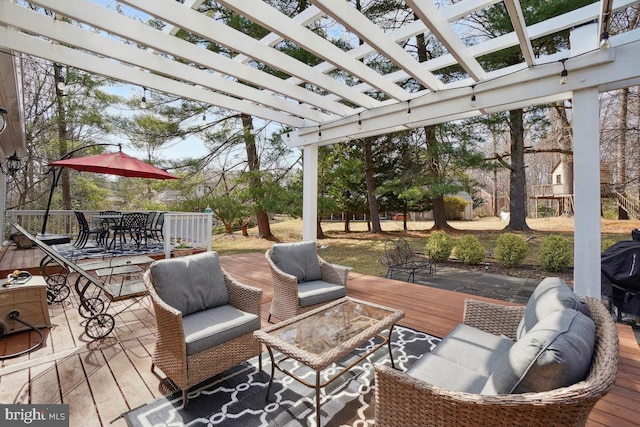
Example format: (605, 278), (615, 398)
(119, 0), (380, 109)
(406, 0), (488, 82)
(27, 0), (351, 120)
(218, 0), (410, 101)
(0, 27), (306, 128)
(289, 42), (623, 146)
(0, 2), (332, 124)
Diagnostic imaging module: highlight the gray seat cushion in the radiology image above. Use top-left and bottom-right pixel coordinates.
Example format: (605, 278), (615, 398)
(183, 304), (260, 355)
(298, 280), (346, 307)
(517, 277), (592, 339)
(271, 241), (322, 282)
(483, 308), (596, 395)
(406, 353), (489, 394)
(150, 251), (229, 316)
(431, 323), (514, 377)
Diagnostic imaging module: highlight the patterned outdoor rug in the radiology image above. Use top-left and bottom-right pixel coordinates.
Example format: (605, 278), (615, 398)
(121, 326), (440, 427)
(53, 241), (165, 261)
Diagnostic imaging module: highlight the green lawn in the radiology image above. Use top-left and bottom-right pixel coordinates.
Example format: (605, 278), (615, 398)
(211, 216), (637, 277)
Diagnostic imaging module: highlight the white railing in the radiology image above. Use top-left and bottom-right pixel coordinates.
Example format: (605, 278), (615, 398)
(6, 209), (77, 237)
(6, 210), (214, 259)
(163, 212), (213, 259)
(614, 191), (640, 219)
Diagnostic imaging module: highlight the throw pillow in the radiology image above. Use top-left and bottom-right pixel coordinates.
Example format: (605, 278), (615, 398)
(484, 308), (595, 395)
(271, 241), (322, 282)
(150, 251), (229, 316)
(516, 277), (592, 339)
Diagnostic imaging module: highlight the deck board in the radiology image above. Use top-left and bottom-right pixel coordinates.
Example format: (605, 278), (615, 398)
(0, 246), (638, 427)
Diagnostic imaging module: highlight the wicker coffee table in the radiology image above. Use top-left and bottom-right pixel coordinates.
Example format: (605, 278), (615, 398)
(254, 297), (405, 426)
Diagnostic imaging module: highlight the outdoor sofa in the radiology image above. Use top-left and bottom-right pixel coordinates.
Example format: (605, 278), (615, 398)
(375, 277), (619, 427)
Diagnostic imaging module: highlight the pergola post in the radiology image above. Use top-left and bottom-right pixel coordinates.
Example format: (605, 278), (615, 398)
(572, 87), (601, 297)
(302, 144), (318, 242)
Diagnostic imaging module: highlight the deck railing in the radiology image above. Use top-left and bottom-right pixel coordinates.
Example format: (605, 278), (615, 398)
(163, 212), (213, 258)
(6, 210), (213, 259)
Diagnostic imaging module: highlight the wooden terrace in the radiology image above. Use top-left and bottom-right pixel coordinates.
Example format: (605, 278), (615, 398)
(0, 246), (638, 427)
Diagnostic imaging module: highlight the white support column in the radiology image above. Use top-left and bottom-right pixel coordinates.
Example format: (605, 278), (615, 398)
(302, 144), (318, 242)
(572, 87), (601, 297)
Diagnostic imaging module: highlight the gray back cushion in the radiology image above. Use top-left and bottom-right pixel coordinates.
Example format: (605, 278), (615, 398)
(517, 277), (592, 339)
(271, 241), (322, 282)
(482, 308), (595, 395)
(150, 251), (229, 316)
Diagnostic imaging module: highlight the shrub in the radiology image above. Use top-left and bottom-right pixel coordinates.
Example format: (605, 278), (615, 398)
(455, 235), (485, 265)
(539, 234), (573, 272)
(427, 232), (454, 263)
(443, 196), (469, 220)
(495, 233), (529, 268)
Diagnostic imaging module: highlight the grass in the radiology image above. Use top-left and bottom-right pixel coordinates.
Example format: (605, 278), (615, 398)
(212, 216), (640, 277)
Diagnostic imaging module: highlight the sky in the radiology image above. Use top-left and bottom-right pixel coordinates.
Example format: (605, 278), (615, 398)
(101, 85), (211, 162)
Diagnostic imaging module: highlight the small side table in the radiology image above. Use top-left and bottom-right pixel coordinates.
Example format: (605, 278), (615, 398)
(0, 275), (51, 336)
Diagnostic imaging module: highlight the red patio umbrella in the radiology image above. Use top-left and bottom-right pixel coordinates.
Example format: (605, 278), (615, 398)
(48, 149), (178, 180)
(41, 145), (178, 235)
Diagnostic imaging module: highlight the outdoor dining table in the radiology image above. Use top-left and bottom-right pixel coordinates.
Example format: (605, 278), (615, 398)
(92, 213), (123, 248)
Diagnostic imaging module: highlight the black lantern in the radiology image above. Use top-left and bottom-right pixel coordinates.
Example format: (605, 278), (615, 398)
(6, 152), (21, 175)
(0, 106), (7, 134)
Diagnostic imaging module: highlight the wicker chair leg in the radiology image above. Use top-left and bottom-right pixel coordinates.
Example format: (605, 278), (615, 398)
(267, 313), (273, 323)
(182, 390), (189, 408)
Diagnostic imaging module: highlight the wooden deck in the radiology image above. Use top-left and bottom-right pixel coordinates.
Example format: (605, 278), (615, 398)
(0, 246), (638, 427)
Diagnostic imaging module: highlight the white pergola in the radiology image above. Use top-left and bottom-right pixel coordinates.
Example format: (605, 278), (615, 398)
(1, 0), (640, 297)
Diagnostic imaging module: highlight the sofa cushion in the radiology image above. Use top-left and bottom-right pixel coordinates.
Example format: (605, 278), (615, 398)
(431, 323), (514, 377)
(271, 241), (322, 282)
(517, 277), (592, 339)
(150, 251), (228, 316)
(298, 280), (346, 307)
(484, 308), (595, 395)
(406, 353), (489, 394)
(183, 304), (260, 355)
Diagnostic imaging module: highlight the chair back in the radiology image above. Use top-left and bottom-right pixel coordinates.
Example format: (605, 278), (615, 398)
(74, 211), (90, 231)
(145, 211), (157, 229)
(120, 212), (147, 231)
(152, 212), (165, 231)
(383, 239), (402, 267)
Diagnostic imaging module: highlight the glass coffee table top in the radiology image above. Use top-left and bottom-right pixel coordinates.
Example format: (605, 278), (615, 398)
(254, 297), (404, 426)
(269, 298), (398, 355)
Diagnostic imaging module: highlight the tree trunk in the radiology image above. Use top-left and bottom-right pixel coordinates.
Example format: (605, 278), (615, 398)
(424, 125), (453, 230)
(241, 114), (273, 239)
(344, 214), (351, 232)
(505, 109), (531, 232)
(364, 137), (382, 233)
(317, 218), (326, 239)
(617, 88), (629, 220)
(432, 194), (453, 229)
(55, 64), (71, 213)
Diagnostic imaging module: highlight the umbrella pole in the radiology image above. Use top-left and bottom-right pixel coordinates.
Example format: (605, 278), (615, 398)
(41, 168), (62, 236)
(42, 143), (119, 235)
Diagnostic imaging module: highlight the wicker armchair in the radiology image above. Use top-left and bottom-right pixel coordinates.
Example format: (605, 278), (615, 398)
(265, 241), (351, 322)
(144, 252), (263, 407)
(375, 296), (619, 427)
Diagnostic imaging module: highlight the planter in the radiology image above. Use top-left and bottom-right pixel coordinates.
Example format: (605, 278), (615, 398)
(172, 248), (195, 258)
(171, 247), (207, 258)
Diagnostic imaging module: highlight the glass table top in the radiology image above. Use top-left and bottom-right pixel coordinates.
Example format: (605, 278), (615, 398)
(267, 299), (399, 356)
